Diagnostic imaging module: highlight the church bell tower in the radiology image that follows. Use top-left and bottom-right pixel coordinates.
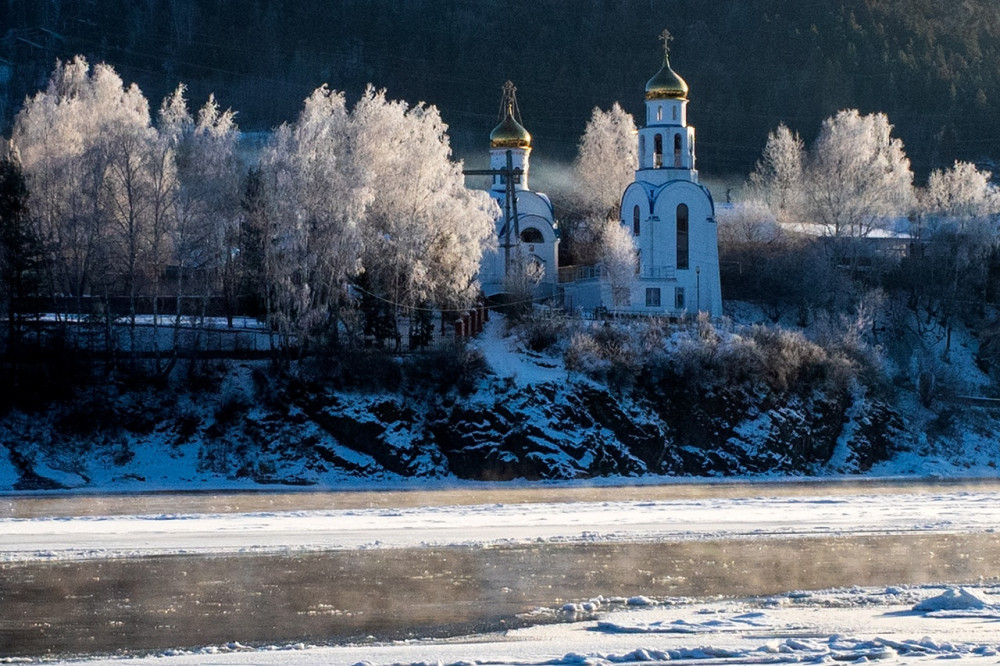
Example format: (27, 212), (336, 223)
(637, 29), (697, 185)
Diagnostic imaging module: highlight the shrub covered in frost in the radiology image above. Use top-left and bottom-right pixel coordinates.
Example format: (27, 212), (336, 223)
(566, 315), (882, 400)
(513, 312), (577, 353)
(565, 321), (644, 391)
(402, 343), (488, 395)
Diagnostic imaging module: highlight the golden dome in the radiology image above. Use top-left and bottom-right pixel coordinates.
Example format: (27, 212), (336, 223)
(645, 54), (688, 101)
(490, 103), (532, 149)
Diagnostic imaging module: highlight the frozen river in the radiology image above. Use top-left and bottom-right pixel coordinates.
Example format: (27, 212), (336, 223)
(3, 479), (1000, 661)
(5, 533), (1000, 657)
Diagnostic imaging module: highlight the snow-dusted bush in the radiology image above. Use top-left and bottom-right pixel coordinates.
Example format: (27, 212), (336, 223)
(402, 343), (488, 395)
(514, 312), (577, 353)
(565, 331), (609, 378)
(564, 320), (646, 391)
(567, 316), (880, 400)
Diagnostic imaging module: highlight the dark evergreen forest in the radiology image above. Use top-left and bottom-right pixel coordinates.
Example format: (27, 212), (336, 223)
(2, 0), (999, 179)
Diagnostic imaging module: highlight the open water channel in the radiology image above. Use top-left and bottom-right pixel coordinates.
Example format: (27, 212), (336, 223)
(2, 479), (1000, 659)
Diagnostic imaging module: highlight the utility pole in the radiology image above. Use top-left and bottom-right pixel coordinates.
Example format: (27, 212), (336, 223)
(463, 151), (521, 275)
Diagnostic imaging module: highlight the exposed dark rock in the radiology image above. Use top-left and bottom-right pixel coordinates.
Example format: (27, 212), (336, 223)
(0, 357), (904, 487)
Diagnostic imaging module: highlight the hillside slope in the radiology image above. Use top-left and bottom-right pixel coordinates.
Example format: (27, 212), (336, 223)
(0, 316), (942, 492)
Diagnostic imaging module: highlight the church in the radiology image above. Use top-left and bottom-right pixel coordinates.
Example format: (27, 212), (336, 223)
(616, 32), (722, 317)
(478, 34), (721, 318)
(476, 82), (560, 301)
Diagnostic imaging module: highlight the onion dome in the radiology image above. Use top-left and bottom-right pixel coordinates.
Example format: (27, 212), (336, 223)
(645, 53), (688, 101)
(490, 103), (532, 149)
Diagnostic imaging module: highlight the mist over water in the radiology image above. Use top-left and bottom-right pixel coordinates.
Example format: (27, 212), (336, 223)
(4, 533), (1000, 658)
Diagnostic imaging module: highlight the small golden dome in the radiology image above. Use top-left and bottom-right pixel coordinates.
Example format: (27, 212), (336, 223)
(490, 103), (532, 149)
(645, 54), (688, 101)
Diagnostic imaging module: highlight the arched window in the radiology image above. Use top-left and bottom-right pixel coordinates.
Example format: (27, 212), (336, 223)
(520, 227), (544, 244)
(674, 134), (682, 168)
(654, 134), (663, 168)
(672, 105), (677, 121)
(676, 204), (689, 270)
(632, 205), (640, 236)
(656, 106), (663, 122)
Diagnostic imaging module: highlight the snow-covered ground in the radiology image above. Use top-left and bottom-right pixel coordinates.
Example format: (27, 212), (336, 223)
(3, 490), (1000, 562)
(8, 487), (1000, 665)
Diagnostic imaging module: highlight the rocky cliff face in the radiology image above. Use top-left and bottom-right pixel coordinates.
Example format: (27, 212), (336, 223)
(0, 355), (903, 490)
(292, 378), (901, 482)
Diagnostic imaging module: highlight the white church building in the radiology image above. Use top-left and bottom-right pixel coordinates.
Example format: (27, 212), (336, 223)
(615, 34), (722, 317)
(476, 82), (560, 301)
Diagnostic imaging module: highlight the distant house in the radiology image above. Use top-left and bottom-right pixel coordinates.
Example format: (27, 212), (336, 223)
(780, 219), (913, 272)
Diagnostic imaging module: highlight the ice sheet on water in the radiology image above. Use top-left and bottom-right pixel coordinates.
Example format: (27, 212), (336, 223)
(913, 587), (997, 613)
(595, 609), (803, 635)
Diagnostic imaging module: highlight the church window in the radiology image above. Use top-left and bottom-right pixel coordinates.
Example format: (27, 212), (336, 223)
(674, 133), (682, 168)
(676, 203), (689, 269)
(654, 134), (663, 168)
(672, 105), (677, 121)
(674, 287), (685, 310)
(645, 287), (661, 307)
(520, 227), (544, 243)
(656, 106), (663, 121)
(632, 205), (640, 236)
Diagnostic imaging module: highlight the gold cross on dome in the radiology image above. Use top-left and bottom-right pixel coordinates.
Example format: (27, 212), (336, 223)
(659, 29), (673, 56)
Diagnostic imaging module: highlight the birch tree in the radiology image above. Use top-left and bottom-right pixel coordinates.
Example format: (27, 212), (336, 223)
(12, 56), (158, 350)
(573, 103), (638, 220)
(600, 218), (637, 308)
(917, 161), (1000, 356)
(805, 110), (914, 237)
(570, 104), (638, 263)
(259, 86), (366, 354)
(191, 95), (242, 326)
(749, 124), (805, 224)
(351, 86), (496, 316)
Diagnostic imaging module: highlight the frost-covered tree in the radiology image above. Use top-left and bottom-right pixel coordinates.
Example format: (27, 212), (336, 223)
(923, 161), (1000, 232)
(152, 87), (243, 358)
(914, 161), (1000, 356)
(101, 120), (161, 349)
(749, 124), (804, 224)
(191, 95), (242, 325)
(805, 110), (914, 237)
(260, 85), (366, 353)
(260, 84), (495, 353)
(599, 218), (637, 308)
(351, 86), (496, 314)
(573, 103), (638, 221)
(11, 56), (170, 355)
(717, 199), (781, 249)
